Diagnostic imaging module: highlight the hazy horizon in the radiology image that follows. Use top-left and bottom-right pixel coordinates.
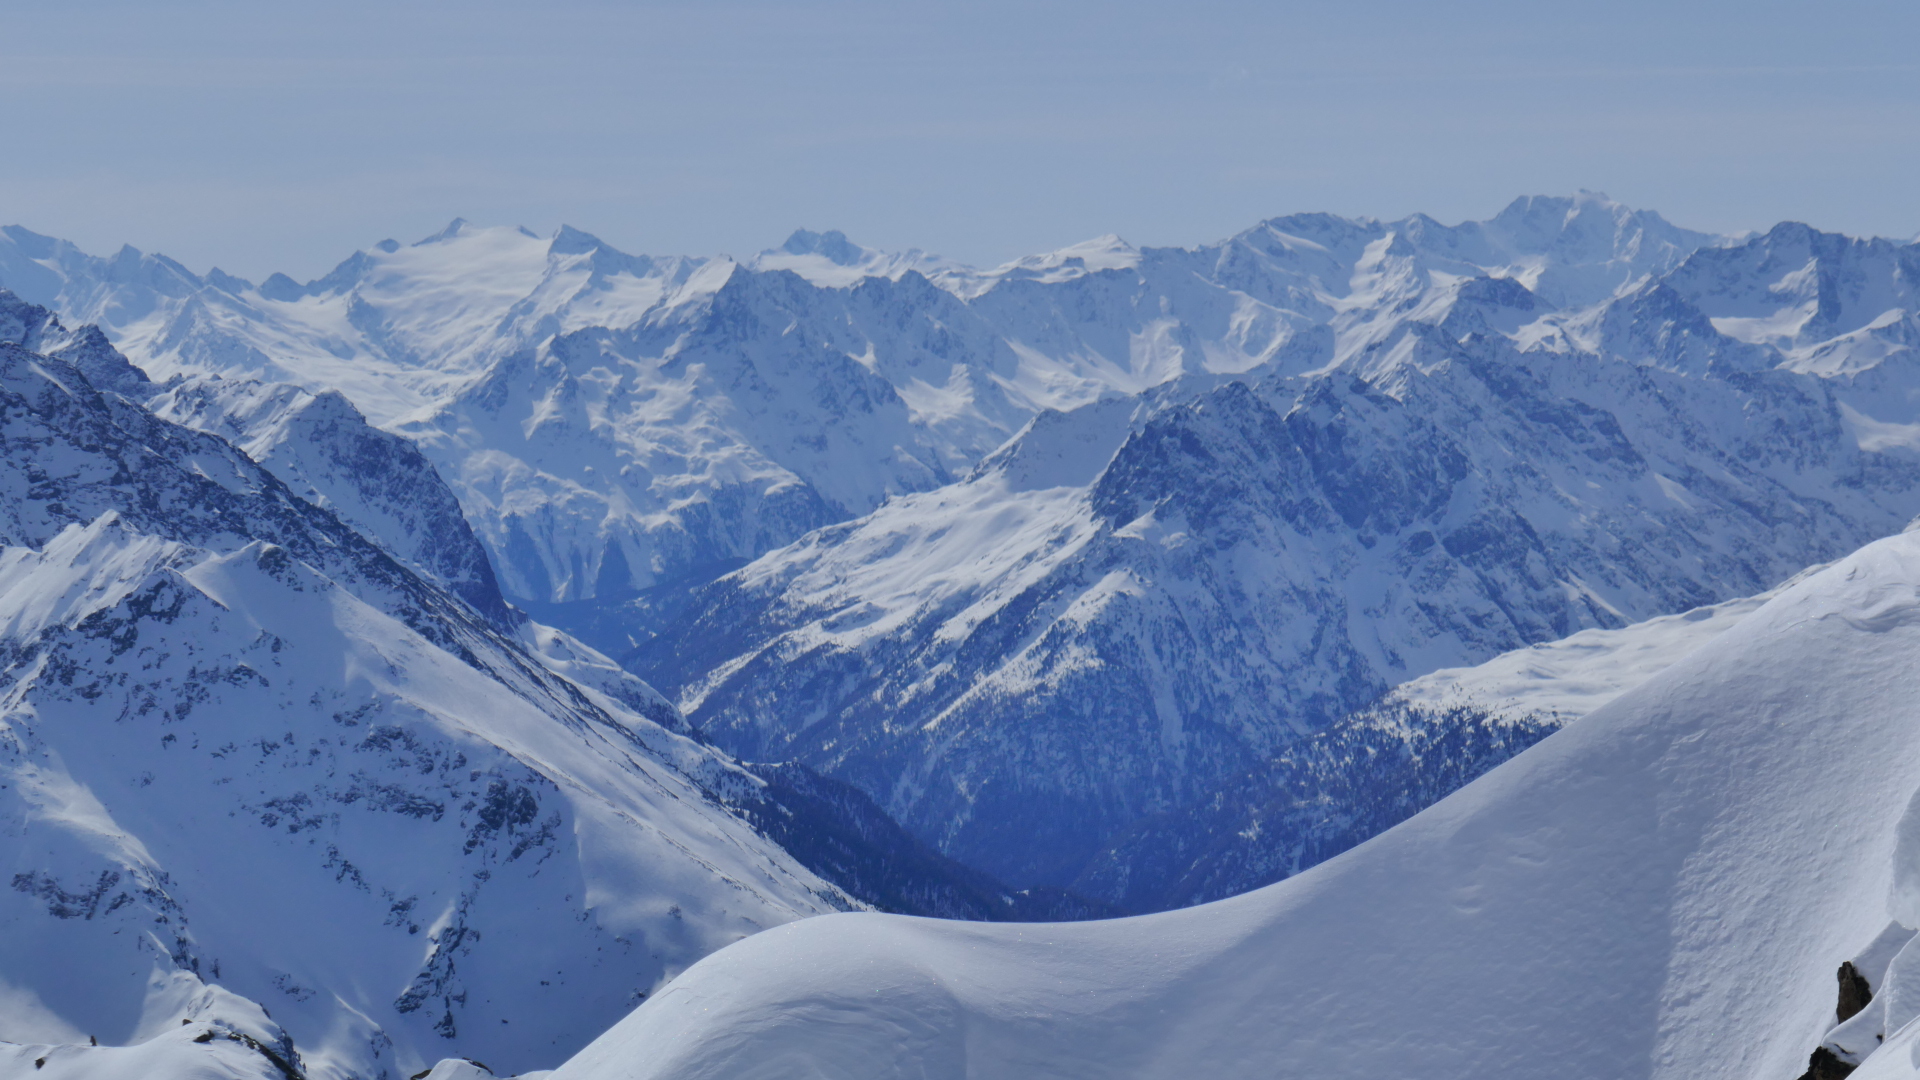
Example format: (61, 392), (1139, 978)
(7, 0), (1916, 281)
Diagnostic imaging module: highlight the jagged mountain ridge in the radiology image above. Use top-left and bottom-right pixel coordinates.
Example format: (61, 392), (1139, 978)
(632, 220), (1920, 888)
(0, 194), (1722, 629)
(8, 198), (1912, 894)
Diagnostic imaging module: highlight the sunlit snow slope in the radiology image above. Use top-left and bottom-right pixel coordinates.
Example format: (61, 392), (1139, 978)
(549, 525), (1920, 1080)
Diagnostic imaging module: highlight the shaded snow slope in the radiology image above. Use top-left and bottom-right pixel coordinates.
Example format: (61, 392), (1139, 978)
(551, 526), (1920, 1080)
(1073, 559), (1832, 913)
(0, 514), (847, 1080)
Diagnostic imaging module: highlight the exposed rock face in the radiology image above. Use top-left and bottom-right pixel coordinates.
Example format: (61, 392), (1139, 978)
(1839, 960), (1875, 1024)
(1799, 1046), (1858, 1080)
(1796, 960), (1878, 1079)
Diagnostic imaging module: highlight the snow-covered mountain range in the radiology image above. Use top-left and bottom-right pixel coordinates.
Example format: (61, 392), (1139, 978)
(631, 208), (1920, 888)
(0, 193), (1721, 622)
(6, 194), (1918, 899)
(0, 298), (1099, 1080)
(5, 195), (1920, 1077)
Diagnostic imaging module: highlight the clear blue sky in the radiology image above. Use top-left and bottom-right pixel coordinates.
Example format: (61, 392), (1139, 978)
(5, 0), (1916, 281)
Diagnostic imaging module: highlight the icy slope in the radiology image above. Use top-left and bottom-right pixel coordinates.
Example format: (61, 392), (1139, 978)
(550, 525), (1920, 1080)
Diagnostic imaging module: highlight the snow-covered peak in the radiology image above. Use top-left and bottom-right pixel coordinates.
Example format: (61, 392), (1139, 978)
(746, 228), (963, 288)
(973, 233), (1142, 290)
(1665, 221), (1920, 356)
(777, 227), (867, 265)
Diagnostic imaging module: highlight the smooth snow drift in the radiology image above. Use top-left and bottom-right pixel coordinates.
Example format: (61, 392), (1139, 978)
(550, 527), (1920, 1080)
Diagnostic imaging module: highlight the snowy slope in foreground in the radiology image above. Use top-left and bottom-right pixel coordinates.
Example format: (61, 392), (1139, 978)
(551, 529), (1920, 1080)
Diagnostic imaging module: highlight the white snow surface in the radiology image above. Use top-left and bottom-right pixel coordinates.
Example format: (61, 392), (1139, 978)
(550, 526), (1920, 1080)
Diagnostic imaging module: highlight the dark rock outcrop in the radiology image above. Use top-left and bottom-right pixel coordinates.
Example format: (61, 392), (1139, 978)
(1797, 1046), (1856, 1080)
(1838, 960), (1874, 1024)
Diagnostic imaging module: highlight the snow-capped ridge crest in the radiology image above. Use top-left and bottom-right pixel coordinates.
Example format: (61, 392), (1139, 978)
(747, 229), (960, 289)
(417, 217), (472, 245)
(551, 223), (610, 257)
(989, 233), (1140, 284)
(779, 228), (866, 266)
